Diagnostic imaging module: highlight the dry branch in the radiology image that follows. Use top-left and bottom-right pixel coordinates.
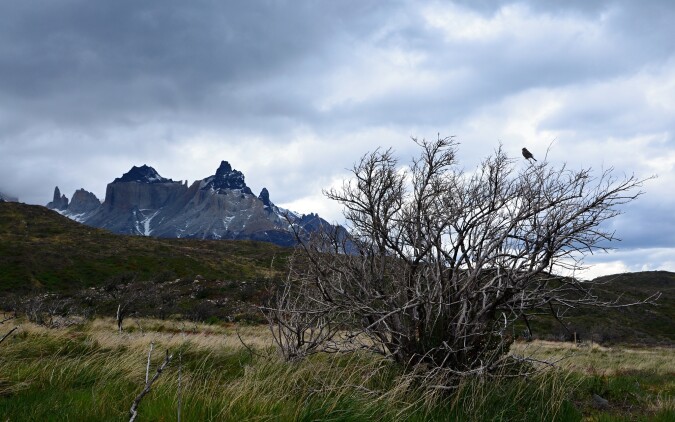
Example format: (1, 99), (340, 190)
(129, 348), (173, 422)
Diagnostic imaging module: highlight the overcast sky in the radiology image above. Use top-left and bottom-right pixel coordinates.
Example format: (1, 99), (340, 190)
(1, 0), (674, 278)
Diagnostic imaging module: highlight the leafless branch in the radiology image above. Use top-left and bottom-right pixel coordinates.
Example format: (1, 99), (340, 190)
(0, 316), (15, 324)
(129, 348), (173, 422)
(145, 342), (154, 384)
(236, 327), (265, 359)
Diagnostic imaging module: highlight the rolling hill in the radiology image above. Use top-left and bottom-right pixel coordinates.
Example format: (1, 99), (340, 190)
(526, 271), (675, 344)
(1, 201), (672, 343)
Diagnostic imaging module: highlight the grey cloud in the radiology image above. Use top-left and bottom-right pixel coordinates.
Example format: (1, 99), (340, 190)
(603, 200), (675, 249)
(0, 1), (384, 131)
(451, 0), (614, 15)
(2, 0), (673, 136)
(306, 5), (674, 133)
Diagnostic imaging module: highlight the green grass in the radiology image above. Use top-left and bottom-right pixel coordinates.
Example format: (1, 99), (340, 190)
(1, 319), (672, 421)
(511, 340), (675, 421)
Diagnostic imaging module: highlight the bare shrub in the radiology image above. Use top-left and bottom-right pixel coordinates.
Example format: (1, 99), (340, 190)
(263, 137), (657, 382)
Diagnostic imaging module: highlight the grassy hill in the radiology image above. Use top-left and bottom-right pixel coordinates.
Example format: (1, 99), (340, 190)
(0, 202), (289, 293)
(1, 202), (672, 342)
(524, 271), (675, 344)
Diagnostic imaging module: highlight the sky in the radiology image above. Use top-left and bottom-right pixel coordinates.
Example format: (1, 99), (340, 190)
(1, 0), (674, 278)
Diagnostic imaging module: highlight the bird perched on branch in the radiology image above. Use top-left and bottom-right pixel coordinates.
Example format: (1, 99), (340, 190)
(522, 147), (537, 161)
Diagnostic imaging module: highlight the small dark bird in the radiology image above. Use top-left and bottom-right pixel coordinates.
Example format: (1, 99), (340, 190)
(522, 147), (537, 161)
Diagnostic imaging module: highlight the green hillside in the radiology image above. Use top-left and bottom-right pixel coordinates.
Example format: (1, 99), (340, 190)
(1, 201), (671, 343)
(515, 271), (674, 344)
(0, 202), (288, 293)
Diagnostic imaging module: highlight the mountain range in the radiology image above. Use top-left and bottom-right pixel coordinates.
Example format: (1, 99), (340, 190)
(46, 161), (335, 246)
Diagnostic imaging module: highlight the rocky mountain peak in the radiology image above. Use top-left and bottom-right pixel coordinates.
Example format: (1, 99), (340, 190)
(41, 159), (340, 247)
(113, 165), (171, 184)
(202, 161), (253, 195)
(47, 186), (69, 210)
(259, 187), (272, 207)
(216, 160), (233, 174)
(68, 189), (101, 214)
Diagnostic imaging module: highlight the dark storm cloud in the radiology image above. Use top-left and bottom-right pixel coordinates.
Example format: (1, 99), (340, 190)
(2, 0), (673, 134)
(0, 1), (363, 127)
(0, 0), (391, 202)
(4, 1), (448, 149)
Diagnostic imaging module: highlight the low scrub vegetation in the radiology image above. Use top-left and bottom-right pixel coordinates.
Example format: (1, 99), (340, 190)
(0, 318), (672, 421)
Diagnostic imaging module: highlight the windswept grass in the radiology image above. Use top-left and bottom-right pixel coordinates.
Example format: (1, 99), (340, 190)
(0, 319), (672, 421)
(512, 341), (675, 420)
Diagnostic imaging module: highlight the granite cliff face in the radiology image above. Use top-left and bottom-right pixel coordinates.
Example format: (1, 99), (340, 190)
(81, 165), (189, 234)
(47, 161), (335, 246)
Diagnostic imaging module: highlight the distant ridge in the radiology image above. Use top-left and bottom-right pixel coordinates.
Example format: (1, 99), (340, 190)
(523, 270), (674, 344)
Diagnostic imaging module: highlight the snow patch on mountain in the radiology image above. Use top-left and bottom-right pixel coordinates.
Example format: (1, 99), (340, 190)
(142, 210), (160, 236)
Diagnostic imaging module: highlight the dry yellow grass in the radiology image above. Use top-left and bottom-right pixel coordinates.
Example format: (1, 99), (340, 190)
(18, 319), (673, 377)
(511, 340), (675, 375)
(47, 317), (277, 352)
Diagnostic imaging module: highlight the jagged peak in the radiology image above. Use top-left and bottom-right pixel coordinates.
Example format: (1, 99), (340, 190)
(201, 160), (253, 195)
(67, 188), (101, 214)
(46, 186), (69, 210)
(71, 188), (100, 202)
(259, 187), (272, 207)
(113, 165), (173, 184)
(216, 160), (233, 175)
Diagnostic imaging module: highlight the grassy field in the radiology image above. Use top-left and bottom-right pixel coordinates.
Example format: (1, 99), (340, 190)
(1, 318), (672, 421)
